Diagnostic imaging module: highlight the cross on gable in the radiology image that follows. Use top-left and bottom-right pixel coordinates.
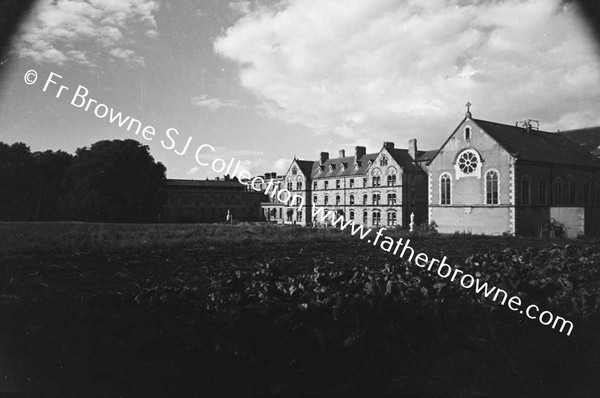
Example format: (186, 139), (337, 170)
(465, 101), (472, 118)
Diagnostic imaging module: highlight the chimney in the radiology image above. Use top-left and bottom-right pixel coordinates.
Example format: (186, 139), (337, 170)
(383, 141), (395, 150)
(354, 146), (366, 161)
(408, 138), (417, 160)
(339, 149), (345, 158)
(320, 152), (329, 165)
(216, 176), (220, 181)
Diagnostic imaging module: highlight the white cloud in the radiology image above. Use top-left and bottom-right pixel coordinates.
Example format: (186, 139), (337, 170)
(14, 0), (159, 67)
(191, 94), (241, 111)
(214, 0), (600, 147)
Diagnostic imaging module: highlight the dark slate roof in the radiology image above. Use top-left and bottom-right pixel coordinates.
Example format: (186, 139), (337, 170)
(560, 127), (600, 157)
(295, 160), (314, 176)
(310, 153), (379, 179)
(416, 149), (438, 162)
(473, 119), (600, 168)
(386, 148), (425, 172)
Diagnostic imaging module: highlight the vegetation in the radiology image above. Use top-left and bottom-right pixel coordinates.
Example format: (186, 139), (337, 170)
(0, 223), (599, 396)
(0, 139), (166, 222)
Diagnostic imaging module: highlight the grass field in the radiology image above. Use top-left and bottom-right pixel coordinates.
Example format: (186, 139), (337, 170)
(0, 222), (599, 396)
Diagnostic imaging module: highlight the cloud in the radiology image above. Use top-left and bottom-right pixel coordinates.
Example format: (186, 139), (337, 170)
(214, 0), (600, 147)
(191, 94), (241, 111)
(14, 0), (159, 67)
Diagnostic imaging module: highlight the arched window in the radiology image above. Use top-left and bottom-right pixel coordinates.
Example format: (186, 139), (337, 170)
(296, 211), (302, 222)
(363, 210), (368, 224)
(372, 211), (381, 226)
(568, 178), (577, 205)
(291, 167), (297, 175)
(296, 181), (302, 190)
(313, 181), (318, 190)
(313, 195), (317, 204)
(324, 195), (329, 206)
(538, 177), (547, 205)
(521, 176), (530, 205)
(372, 194), (380, 205)
(387, 175), (396, 186)
(349, 195), (355, 205)
(553, 178), (563, 205)
(387, 193), (396, 205)
(287, 181), (293, 191)
(583, 180), (591, 206)
(349, 210), (355, 220)
(387, 211), (397, 226)
(464, 126), (471, 140)
(440, 173), (451, 205)
(485, 170), (499, 205)
(336, 195), (341, 205)
(363, 194), (367, 205)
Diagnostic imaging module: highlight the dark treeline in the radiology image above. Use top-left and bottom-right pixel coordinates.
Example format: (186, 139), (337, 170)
(0, 139), (166, 222)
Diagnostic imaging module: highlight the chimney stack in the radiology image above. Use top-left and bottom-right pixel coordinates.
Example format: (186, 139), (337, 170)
(320, 152), (329, 165)
(383, 141), (395, 150)
(408, 138), (418, 160)
(354, 146), (366, 162)
(339, 149), (345, 158)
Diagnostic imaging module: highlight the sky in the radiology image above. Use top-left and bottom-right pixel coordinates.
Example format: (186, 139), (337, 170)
(0, 0), (599, 179)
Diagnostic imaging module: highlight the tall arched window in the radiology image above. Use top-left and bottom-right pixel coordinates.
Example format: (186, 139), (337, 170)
(363, 194), (367, 205)
(363, 211), (368, 224)
(568, 179), (577, 205)
(336, 195), (341, 205)
(521, 176), (530, 205)
(349, 195), (355, 205)
(553, 178), (563, 205)
(485, 170), (499, 205)
(349, 210), (355, 220)
(313, 195), (317, 204)
(538, 177), (547, 205)
(440, 173), (451, 205)
(324, 195), (329, 206)
(372, 211), (381, 226)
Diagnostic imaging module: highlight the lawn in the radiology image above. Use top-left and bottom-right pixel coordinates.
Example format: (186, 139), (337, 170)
(0, 222), (599, 397)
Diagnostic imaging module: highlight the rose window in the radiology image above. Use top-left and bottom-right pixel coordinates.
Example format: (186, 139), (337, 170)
(458, 151), (478, 174)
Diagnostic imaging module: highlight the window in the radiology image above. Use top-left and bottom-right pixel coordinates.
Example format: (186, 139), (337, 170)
(387, 175), (396, 186)
(374, 176), (381, 186)
(292, 166), (297, 175)
(553, 178), (563, 205)
(372, 193), (380, 205)
(521, 176), (530, 205)
(363, 194), (367, 205)
(465, 126), (471, 140)
(458, 151), (479, 174)
(440, 173), (451, 205)
(349, 195), (355, 205)
(363, 211), (368, 224)
(313, 181), (317, 190)
(336, 180), (341, 189)
(287, 182), (293, 191)
(372, 211), (381, 226)
(568, 179), (577, 205)
(380, 156), (388, 166)
(279, 208), (282, 218)
(583, 181), (591, 206)
(387, 193), (396, 205)
(313, 195), (317, 204)
(538, 177), (547, 205)
(349, 210), (355, 220)
(324, 181), (329, 189)
(336, 195), (341, 205)
(363, 178), (367, 187)
(324, 195), (329, 205)
(349, 179), (354, 188)
(387, 212), (396, 226)
(296, 181), (302, 190)
(296, 211), (302, 222)
(286, 209), (293, 222)
(485, 170), (499, 205)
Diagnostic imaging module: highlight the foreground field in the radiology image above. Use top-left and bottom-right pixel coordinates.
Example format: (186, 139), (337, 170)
(0, 223), (600, 396)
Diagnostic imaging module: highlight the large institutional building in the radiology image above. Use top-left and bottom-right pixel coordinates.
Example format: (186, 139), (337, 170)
(258, 108), (600, 237)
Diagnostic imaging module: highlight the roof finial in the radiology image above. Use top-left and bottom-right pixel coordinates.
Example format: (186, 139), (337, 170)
(465, 101), (472, 118)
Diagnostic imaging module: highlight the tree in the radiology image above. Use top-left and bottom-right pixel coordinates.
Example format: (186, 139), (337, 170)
(0, 142), (36, 220)
(60, 139), (166, 222)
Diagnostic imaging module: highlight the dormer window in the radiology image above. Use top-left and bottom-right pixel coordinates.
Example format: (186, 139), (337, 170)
(329, 164), (336, 171)
(319, 165), (325, 171)
(464, 126), (471, 141)
(368, 159), (373, 166)
(341, 162), (348, 170)
(355, 161), (362, 167)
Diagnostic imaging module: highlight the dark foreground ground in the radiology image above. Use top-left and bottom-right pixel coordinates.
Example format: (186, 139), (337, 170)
(0, 223), (599, 397)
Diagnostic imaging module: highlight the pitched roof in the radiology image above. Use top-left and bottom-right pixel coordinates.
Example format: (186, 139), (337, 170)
(386, 147), (426, 172)
(559, 127), (600, 157)
(309, 152), (379, 179)
(472, 119), (600, 168)
(295, 160), (314, 176)
(416, 149), (438, 162)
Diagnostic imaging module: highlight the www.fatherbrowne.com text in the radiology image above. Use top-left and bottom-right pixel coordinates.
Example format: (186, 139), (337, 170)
(311, 206), (574, 337)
